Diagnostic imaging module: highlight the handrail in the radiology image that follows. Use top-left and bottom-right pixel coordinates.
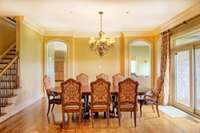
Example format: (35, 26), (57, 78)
(0, 43), (16, 60)
(0, 55), (18, 78)
(0, 17), (16, 28)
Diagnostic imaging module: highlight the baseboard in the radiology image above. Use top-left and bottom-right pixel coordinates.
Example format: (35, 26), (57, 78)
(0, 95), (44, 123)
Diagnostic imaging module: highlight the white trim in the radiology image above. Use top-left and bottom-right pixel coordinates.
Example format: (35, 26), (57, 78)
(155, 2), (200, 33)
(0, 95), (43, 123)
(23, 18), (45, 35)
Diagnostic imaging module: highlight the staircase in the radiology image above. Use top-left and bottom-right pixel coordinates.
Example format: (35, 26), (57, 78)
(0, 43), (19, 117)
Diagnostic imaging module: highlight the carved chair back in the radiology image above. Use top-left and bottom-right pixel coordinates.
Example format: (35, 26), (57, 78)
(96, 73), (109, 81)
(43, 75), (53, 97)
(152, 76), (164, 100)
(76, 73), (89, 88)
(61, 79), (82, 107)
(118, 78), (138, 106)
(91, 79), (110, 106)
(112, 73), (125, 89)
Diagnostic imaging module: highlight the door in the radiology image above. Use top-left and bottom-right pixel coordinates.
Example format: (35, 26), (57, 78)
(194, 44), (200, 114)
(173, 49), (192, 111)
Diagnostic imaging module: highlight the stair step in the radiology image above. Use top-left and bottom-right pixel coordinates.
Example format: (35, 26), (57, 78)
(0, 113), (7, 117)
(6, 53), (16, 56)
(0, 103), (12, 107)
(0, 94), (17, 98)
(1, 57), (13, 60)
(0, 87), (18, 90)
(10, 49), (16, 52)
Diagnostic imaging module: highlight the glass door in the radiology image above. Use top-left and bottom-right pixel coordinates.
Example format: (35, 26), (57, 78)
(173, 49), (192, 111)
(194, 44), (200, 115)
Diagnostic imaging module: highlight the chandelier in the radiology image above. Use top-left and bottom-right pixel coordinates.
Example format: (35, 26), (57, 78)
(89, 11), (115, 56)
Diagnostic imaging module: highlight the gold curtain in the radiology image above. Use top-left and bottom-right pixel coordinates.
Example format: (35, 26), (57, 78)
(160, 31), (170, 105)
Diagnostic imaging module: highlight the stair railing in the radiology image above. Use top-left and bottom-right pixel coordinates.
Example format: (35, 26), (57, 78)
(0, 55), (19, 116)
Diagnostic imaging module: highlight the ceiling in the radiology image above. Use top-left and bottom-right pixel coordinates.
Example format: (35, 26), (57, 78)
(0, 0), (199, 35)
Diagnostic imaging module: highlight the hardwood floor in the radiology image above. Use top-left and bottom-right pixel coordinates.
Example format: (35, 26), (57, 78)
(0, 98), (200, 133)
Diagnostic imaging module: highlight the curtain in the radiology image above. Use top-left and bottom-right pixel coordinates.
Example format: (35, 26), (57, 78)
(160, 31), (170, 105)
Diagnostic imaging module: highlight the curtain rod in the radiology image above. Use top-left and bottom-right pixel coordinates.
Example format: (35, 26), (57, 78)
(162, 14), (200, 35)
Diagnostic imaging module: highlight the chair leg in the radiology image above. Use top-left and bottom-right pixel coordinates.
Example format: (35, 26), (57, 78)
(140, 103), (143, 117)
(107, 109), (109, 127)
(79, 109), (82, 128)
(152, 105), (155, 112)
(62, 112), (65, 128)
(118, 111), (121, 127)
(91, 111), (94, 128)
(156, 104), (160, 117)
(130, 112), (132, 118)
(51, 104), (55, 112)
(47, 102), (51, 116)
(134, 111), (137, 127)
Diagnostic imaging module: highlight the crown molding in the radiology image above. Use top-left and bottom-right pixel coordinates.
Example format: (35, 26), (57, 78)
(23, 18), (44, 35)
(123, 31), (155, 37)
(44, 30), (74, 36)
(153, 2), (200, 34)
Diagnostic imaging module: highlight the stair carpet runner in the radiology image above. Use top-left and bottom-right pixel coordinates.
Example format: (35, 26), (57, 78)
(0, 45), (18, 116)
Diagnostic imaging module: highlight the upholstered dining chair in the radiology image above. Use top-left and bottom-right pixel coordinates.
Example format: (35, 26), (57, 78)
(111, 73), (125, 116)
(76, 73), (89, 88)
(112, 73), (125, 89)
(118, 78), (138, 127)
(139, 76), (164, 117)
(90, 79), (111, 127)
(76, 73), (90, 118)
(43, 75), (61, 116)
(96, 73), (109, 81)
(61, 79), (82, 128)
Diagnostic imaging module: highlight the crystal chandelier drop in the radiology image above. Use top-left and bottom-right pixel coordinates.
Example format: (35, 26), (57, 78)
(89, 11), (115, 56)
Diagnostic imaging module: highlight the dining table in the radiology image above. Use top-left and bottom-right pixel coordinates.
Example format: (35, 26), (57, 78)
(55, 85), (147, 119)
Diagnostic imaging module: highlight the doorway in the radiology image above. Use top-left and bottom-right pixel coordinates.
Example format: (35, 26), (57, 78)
(45, 41), (67, 87)
(128, 40), (152, 92)
(172, 31), (200, 115)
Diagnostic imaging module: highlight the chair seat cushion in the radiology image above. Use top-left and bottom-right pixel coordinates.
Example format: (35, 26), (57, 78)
(119, 103), (136, 111)
(91, 105), (108, 110)
(63, 105), (81, 111)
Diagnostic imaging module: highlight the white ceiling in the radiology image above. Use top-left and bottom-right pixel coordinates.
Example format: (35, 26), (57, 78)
(0, 0), (199, 35)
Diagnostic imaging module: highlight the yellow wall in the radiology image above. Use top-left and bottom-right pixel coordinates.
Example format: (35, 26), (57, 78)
(74, 37), (120, 81)
(0, 17), (16, 55)
(0, 20), (44, 122)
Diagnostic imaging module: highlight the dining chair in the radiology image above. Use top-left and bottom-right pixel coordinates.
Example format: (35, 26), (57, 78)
(96, 73), (109, 81)
(76, 73), (89, 88)
(112, 73), (125, 89)
(140, 76), (164, 117)
(90, 78), (110, 127)
(118, 78), (138, 127)
(111, 73), (125, 116)
(43, 75), (61, 116)
(76, 73), (90, 118)
(61, 79), (82, 128)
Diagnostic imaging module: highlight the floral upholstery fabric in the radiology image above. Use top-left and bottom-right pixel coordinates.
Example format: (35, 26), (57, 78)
(112, 73), (125, 88)
(96, 73), (109, 81)
(91, 79), (110, 105)
(152, 76), (164, 97)
(76, 73), (89, 88)
(61, 79), (81, 105)
(119, 78), (138, 104)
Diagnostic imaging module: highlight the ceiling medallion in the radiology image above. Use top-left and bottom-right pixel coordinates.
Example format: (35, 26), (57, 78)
(89, 11), (115, 56)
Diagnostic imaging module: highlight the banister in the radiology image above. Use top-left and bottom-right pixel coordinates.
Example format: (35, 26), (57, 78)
(0, 43), (16, 60)
(0, 55), (19, 78)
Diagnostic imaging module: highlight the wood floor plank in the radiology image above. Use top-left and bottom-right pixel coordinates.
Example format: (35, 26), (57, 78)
(0, 98), (200, 133)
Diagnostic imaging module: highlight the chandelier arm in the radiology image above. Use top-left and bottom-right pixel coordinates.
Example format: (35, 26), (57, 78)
(99, 12), (103, 32)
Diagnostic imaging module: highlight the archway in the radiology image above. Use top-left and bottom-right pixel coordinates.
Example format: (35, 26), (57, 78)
(128, 40), (152, 91)
(45, 41), (67, 87)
